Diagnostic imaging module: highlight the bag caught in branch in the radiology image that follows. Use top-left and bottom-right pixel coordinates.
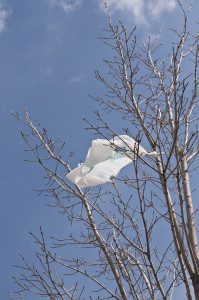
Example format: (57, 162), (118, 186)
(66, 135), (159, 188)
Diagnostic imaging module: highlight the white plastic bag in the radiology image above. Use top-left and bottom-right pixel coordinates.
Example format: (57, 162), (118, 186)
(66, 135), (158, 188)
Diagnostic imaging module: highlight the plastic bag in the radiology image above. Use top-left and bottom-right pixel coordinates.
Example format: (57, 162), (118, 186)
(66, 135), (157, 188)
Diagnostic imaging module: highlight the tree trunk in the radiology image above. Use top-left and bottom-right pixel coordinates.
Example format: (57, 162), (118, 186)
(192, 275), (199, 300)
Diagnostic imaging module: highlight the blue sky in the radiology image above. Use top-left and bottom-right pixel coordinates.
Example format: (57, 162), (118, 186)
(1, 0), (199, 299)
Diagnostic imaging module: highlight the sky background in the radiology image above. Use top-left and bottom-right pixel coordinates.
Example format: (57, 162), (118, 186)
(1, 0), (199, 299)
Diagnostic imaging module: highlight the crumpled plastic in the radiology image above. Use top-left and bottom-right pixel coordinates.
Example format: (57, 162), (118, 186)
(66, 135), (158, 188)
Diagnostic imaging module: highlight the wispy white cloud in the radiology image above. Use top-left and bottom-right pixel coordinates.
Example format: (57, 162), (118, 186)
(98, 0), (176, 25)
(99, 0), (147, 25)
(148, 0), (176, 19)
(50, 0), (82, 13)
(39, 67), (53, 84)
(0, 4), (11, 35)
(70, 73), (85, 83)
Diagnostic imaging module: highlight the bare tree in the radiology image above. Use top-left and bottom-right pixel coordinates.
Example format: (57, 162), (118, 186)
(11, 1), (199, 299)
